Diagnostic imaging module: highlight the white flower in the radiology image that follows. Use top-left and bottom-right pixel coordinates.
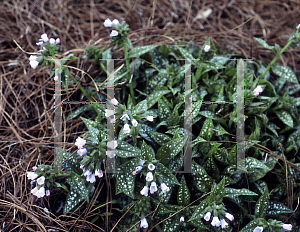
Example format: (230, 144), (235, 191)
(204, 45), (210, 52)
(84, 169), (92, 177)
(131, 119), (138, 127)
(136, 166), (143, 171)
(30, 60), (39, 69)
(161, 183), (169, 193)
(54, 75), (59, 81)
(105, 109), (114, 117)
(75, 136), (86, 149)
(148, 163), (155, 171)
(55, 38), (60, 44)
(123, 123), (131, 134)
(253, 227), (264, 232)
(46, 190), (50, 196)
(253, 91), (260, 96)
(211, 216), (221, 227)
(110, 30), (118, 37)
(104, 18), (112, 27)
(297, 24), (300, 30)
(139, 159), (145, 166)
(27, 172), (38, 180)
(36, 41), (43, 46)
(29, 55), (38, 62)
(49, 38), (56, 44)
(41, 33), (49, 42)
(204, 211), (211, 221)
(150, 182), (157, 194)
(253, 85), (263, 96)
(140, 186), (149, 196)
(282, 224), (292, 231)
(225, 212), (234, 221)
(77, 148), (87, 156)
(106, 151), (115, 158)
(111, 19), (120, 25)
(32, 166), (37, 171)
(146, 116), (153, 121)
(107, 140), (118, 149)
(31, 186), (45, 198)
(140, 218), (148, 228)
(180, 216), (185, 222)
(111, 98), (119, 106)
(37, 176), (45, 185)
(110, 117), (116, 123)
(120, 114), (130, 121)
(86, 173), (96, 183)
(95, 169), (103, 178)
(220, 219), (228, 229)
(146, 172), (153, 182)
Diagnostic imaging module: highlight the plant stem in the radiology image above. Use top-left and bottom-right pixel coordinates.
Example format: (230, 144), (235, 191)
(261, 40), (293, 79)
(100, 62), (108, 75)
(123, 44), (136, 105)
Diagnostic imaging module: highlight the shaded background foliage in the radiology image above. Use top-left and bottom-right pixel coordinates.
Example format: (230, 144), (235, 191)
(0, 0), (300, 231)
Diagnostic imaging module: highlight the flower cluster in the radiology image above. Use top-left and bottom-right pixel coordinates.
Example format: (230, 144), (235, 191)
(75, 136), (88, 156)
(103, 18), (120, 37)
(27, 166), (51, 198)
(80, 165), (103, 183)
(253, 85), (263, 96)
(140, 217), (148, 229)
(203, 204), (234, 229)
(253, 219), (292, 232)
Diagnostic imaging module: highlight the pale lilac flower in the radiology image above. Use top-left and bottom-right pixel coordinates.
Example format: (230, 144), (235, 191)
(253, 85), (263, 96)
(54, 75), (58, 81)
(29, 55), (38, 62)
(204, 211), (211, 221)
(80, 164), (85, 170)
(77, 148), (87, 156)
(150, 182), (157, 194)
(105, 109), (114, 117)
(253, 227), (264, 232)
(254, 91), (260, 96)
(27, 172), (38, 180)
(211, 216), (221, 227)
(140, 218), (148, 228)
(36, 41), (43, 46)
(41, 168), (45, 171)
(161, 183), (169, 193)
(92, 141), (98, 145)
(107, 140), (118, 149)
(110, 117), (116, 123)
(204, 45), (210, 52)
(86, 173), (96, 183)
(84, 170), (92, 177)
(41, 33), (49, 42)
(110, 30), (118, 37)
(29, 56), (39, 69)
(139, 160), (145, 166)
(220, 219), (228, 229)
(148, 163), (155, 171)
(111, 19), (120, 25)
(37, 176), (45, 185)
(132, 119), (138, 127)
(32, 166), (37, 171)
(140, 186), (149, 196)
(111, 98), (119, 106)
(30, 181), (34, 187)
(75, 136), (86, 149)
(146, 172), (153, 182)
(49, 38), (55, 44)
(95, 169), (103, 178)
(55, 38), (60, 44)
(146, 116), (153, 121)
(225, 212), (234, 221)
(104, 18), (112, 27)
(132, 171), (137, 175)
(180, 216), (185, 222)
(32, 186), (45, 198)
(135, 166), (143, 171)
(282, 224), (292, 231)
(123, 123), (131, 134)
(46, 190), (50, 196)
(120, 114), (130, 121)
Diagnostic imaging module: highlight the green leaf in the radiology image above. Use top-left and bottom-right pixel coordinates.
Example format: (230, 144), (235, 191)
(115, 166), (135, 199)
(191, 161), (213, 192)
(157, 163), (180, 185)
(266, 201), (293, 215)
(224, 188), (258, 198)
(158, 44), (170, 57)
(188, 197), (210, 221)
(177, 176), (190, 206)
(274, 110), (294, 128)
(139, 124), (157, 142)
(210, 177), (226, 203)
(67, 105), (95, 121)
(128, 45), (158, 58)
(162, 213), (181, 232)
(146, 90), (170, 109)
(134, 99), (148, 115)
(149, 131), (172, 146)
(141, 140), (155, 161)
(271, 63), (299, 84)
(66, 172), (89, 202)
(255, 187), (269, 219)
(158, 98), (172, 121)
(115, 141), (141, 158)
(175, 45), (194, 60)
(199, 117), (214, 141)
(239, 218), (268, 232)
(254, 37), (275, 50)
(156, 137), (187, 165)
